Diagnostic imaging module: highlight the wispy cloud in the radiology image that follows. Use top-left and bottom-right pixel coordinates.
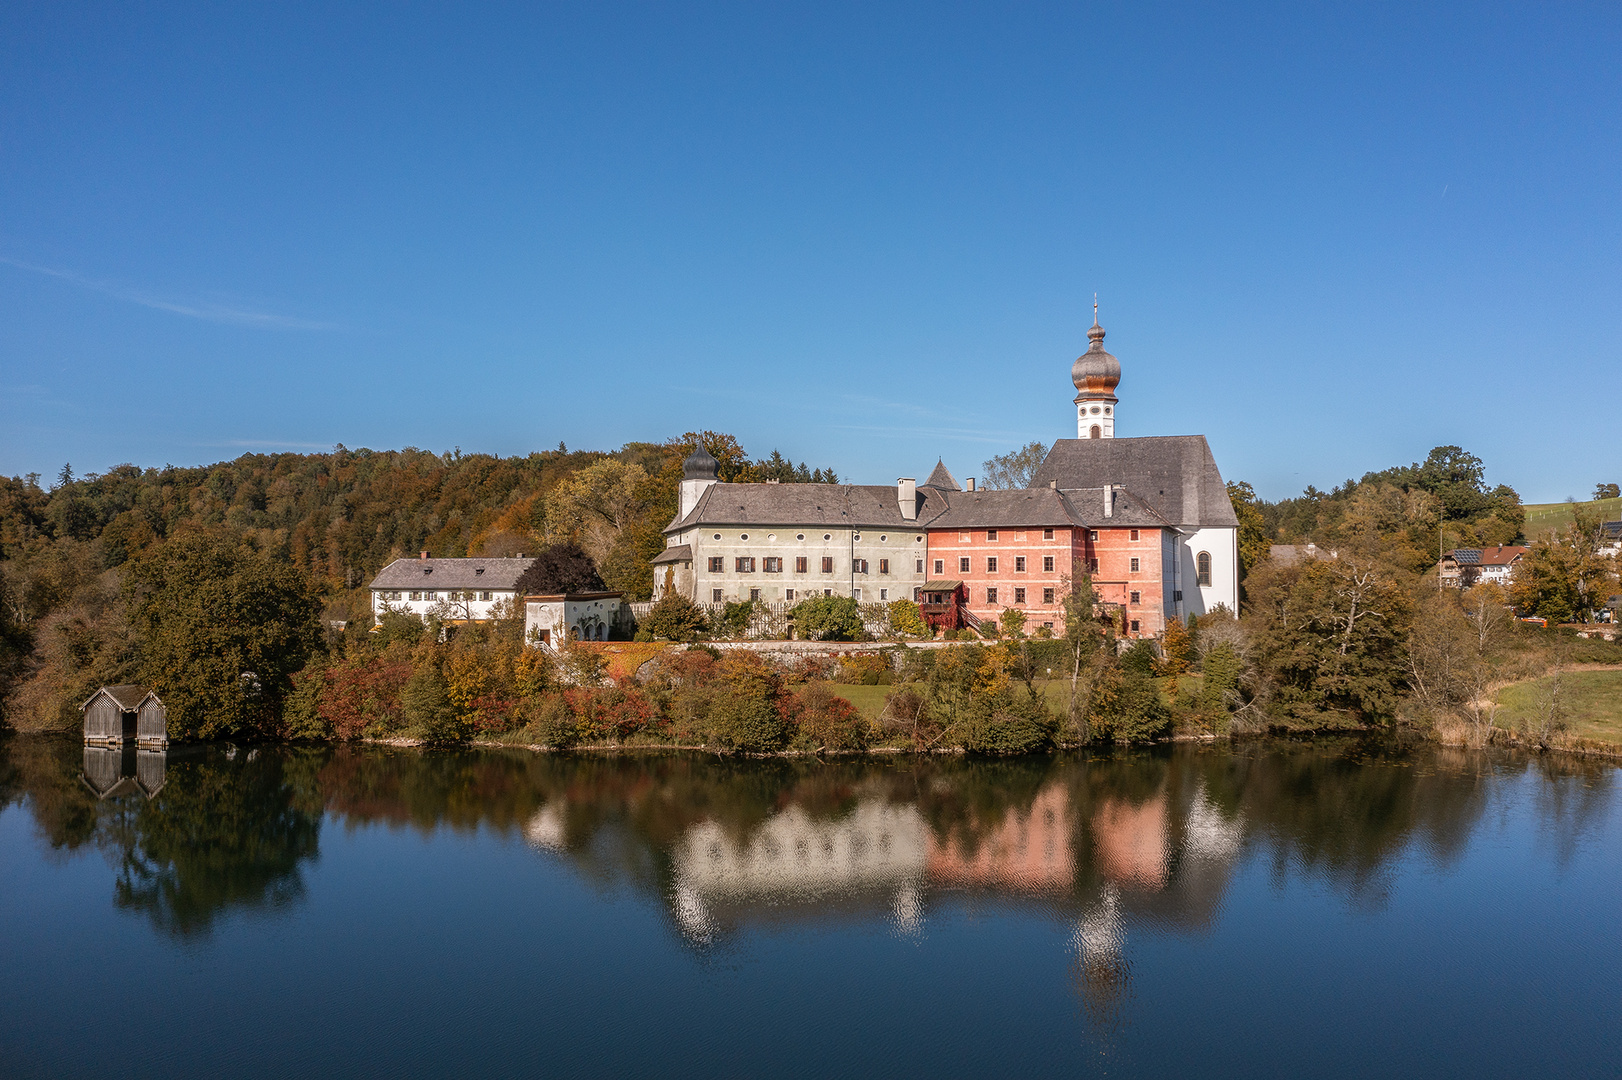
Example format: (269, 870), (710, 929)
(0, 256), (335, 330)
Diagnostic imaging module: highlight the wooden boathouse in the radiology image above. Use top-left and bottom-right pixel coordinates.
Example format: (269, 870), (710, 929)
(82, 685), (168, 749)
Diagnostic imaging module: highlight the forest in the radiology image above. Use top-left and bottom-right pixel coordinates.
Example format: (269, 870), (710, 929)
(2, 437), (1616, 753)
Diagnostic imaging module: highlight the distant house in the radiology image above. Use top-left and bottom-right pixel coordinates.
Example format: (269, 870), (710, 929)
(1269, 543), (1335, 567)
(1439, 546), (1527, 588)
(369, 553), (534, 625)
(1600, 521), (1621, 558)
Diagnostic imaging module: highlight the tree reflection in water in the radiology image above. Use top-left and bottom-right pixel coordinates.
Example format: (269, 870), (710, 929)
(1, 735), (1613, 1013)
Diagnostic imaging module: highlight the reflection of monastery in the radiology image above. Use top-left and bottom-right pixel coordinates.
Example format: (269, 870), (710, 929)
(529, 774), (1244, 950)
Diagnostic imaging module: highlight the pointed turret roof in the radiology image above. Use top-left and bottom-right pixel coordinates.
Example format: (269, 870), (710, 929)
(923, 460), (960, 490)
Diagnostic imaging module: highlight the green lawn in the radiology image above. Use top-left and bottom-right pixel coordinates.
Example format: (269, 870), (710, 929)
(1522, 496), (1622, 540)
(1495, 670), (1622, 744)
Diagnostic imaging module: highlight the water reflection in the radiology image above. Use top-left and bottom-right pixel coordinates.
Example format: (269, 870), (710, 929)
(2, 737), (1614, 982)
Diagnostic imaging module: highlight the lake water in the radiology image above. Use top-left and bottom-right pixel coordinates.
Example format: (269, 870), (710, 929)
(2, 736), (1619, 1079)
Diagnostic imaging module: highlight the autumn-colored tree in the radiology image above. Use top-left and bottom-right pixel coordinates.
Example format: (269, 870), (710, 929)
(981, 441), (1049, 490)
(1245, 554), (1414, 728)
(1508, 514), (1614, 624)
(126, 529), (322, 740)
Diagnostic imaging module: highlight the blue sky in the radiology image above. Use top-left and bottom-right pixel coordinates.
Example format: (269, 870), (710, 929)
(2, 1), (1618, 502)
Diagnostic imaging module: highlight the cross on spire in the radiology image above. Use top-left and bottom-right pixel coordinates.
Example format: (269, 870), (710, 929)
(1092, 293), (1099, 326)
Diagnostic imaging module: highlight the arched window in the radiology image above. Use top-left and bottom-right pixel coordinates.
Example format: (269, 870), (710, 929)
(1089, 424), (1101, 439)
(1196, 551), (1212, 586)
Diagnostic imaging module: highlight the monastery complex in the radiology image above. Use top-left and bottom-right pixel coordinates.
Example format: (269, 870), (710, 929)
(652, 315), (1239, 638)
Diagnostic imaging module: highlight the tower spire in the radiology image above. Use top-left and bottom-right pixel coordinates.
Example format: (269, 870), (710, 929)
(1071, 303), (1121, 440)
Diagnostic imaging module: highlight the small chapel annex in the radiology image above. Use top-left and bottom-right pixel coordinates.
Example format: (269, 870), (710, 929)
(650, 310), (1239, 638)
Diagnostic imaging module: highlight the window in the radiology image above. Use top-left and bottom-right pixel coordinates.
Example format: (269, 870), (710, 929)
(823, 533), (832, 541)
(1088, 558), (1099, 573)
(934, 559), (945, 575)
(854, 588), (862, 600)
(786, 589), (796, 600)
(1042, 588), (1055, 604)
(916, 559), (924, 573)
(797, 533), (805, 541)
(1015, 556), (1026, 572)
(1173, 590), (1183, 601)
(1130, 620), (1140, 633)
(1043, 529), (1054, 540)
(821, 557), (834, 574)
(880, 589), (888, 601)
(1130, 529), (1140, 541)
(1043, 556), (1054, 573)
(1088, 530), (1099, 542)
(795, 556), (808, 573)
(879, 535), (887, 542)
(735, 557), (755, 573)
(480, 591), (493, 601)
(959, 557), (971, 573)
(1014, 587), (1026, 604)
(1197, 551), (1212, 586)
(712, 589), (723, 602)
(426, 591), (438, 600)
(824, 589), (833, 596)
(878, 558), (889, 574)
(740, 534), (749, 541)
(986, 556), (998, 573)
(708, 557), (724, 573)
(1130, 557), (1140, 573)
(409, 591), (422, 601)
(987, 530), (998, 541)
(750, 588), (760, 601)
(855, 559), (869, 574)
(986, 587), (999, 604)
(1043, 621), (1053, 629)
(763, 557), (782, 573)
(1130, 590), (1141, 605)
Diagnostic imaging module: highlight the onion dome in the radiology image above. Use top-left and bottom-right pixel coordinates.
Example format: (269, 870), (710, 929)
(1071, 318), (1121, 394)
(683, 444), (720, 481)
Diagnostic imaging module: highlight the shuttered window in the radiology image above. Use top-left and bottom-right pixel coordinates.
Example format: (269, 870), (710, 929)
(735, 557), (755, 573)
(708, 557), (724, 572)
(795, 556), (808, 573)
(763, 557), (782, 573)
(821, 557), (834, 573)
(878, 558), (889, 574)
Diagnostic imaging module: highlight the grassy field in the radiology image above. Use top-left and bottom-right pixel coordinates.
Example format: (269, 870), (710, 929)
(1522, 496), (1622, 539)
(1495, 670), (1622, 744)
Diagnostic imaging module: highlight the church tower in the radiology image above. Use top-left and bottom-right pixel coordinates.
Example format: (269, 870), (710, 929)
(1071, 303), (1121, 439)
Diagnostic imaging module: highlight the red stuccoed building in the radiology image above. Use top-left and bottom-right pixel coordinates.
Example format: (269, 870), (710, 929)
(920, 481), (1174, 638)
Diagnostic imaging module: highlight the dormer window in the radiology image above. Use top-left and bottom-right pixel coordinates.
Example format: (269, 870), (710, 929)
(475, 567), (485, 575)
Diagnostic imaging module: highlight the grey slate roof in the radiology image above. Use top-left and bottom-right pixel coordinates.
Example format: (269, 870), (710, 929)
(923, 460), (961, 490)
(667, 483), (950, 533)
(651, 544), (692, 565)
(84, 684), (152, 711)
(370, 557), (534, 591)
(930, 486), (1172, 530)
(1030, 436), (1239, 528)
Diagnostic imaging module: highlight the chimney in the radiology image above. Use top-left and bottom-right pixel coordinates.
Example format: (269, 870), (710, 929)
(966, 477), (976, 492)
(1049, 479), (1057, 490)
(897, 478), (917, 521)
(1103, 484), (1113, 518)
(419, 550), (429, 560)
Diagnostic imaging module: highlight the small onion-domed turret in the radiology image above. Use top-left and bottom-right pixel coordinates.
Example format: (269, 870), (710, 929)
(1071, 302), (1121, 439)
(1071, 320), (1121, 394)
(683, 445), (720, 481)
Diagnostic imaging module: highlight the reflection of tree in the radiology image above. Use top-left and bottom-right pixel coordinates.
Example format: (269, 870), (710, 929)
(113, 749), (322, 937)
